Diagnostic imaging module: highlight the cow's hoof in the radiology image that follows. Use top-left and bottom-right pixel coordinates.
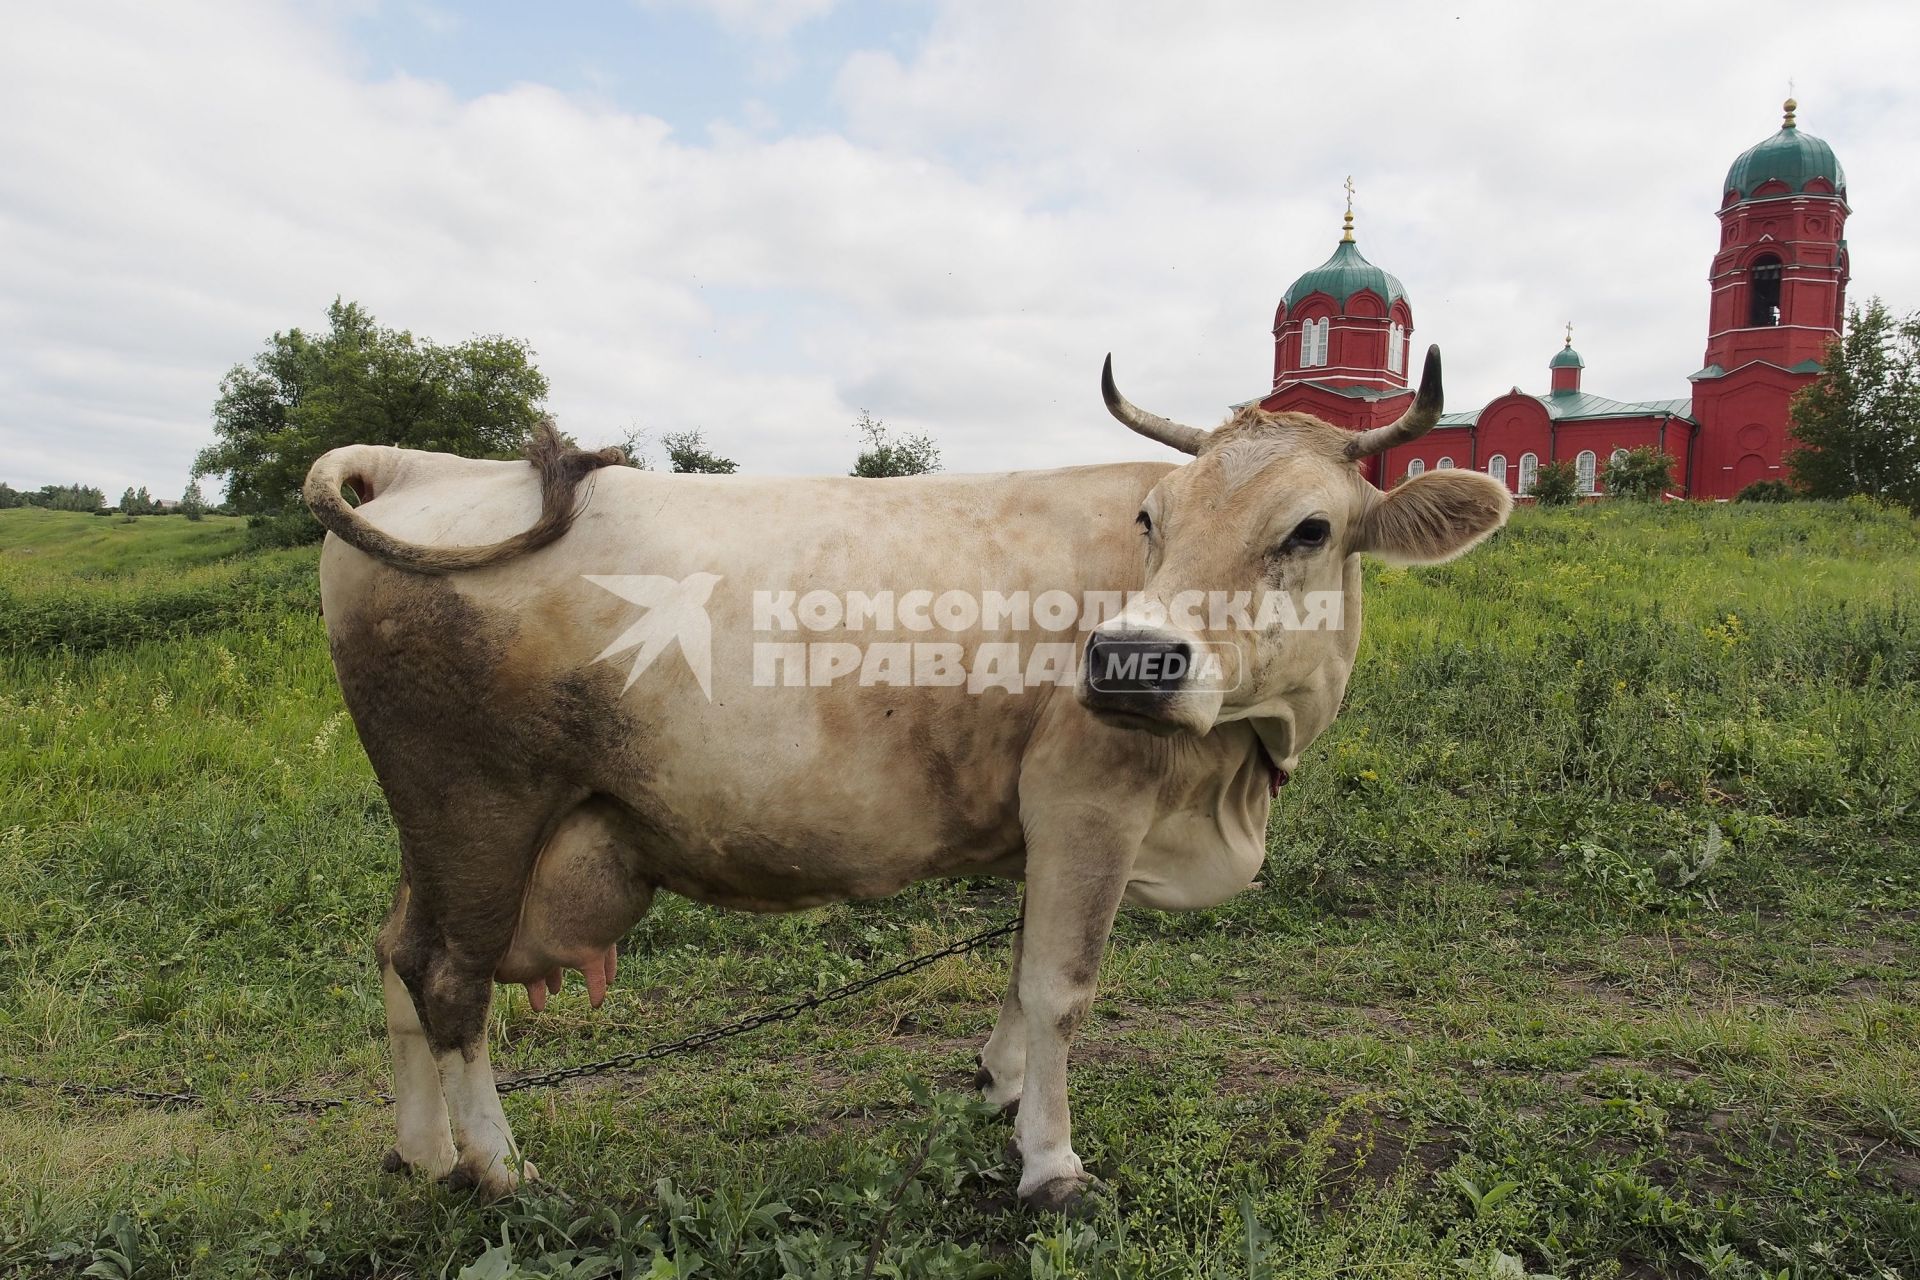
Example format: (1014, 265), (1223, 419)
(974, 1060), (1021, 1116)
(1020, 1174), (1103, 1218)
(445, 1156), (537, 1200)
(382, 1145), (456, 1180)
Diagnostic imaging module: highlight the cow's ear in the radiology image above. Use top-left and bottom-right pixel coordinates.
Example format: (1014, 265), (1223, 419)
(1354, 469), (1511, 565)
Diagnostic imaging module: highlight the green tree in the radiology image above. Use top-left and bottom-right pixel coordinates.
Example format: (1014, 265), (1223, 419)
(118, 487), (141, 515)
(31, 484), (104, 511)
(1531, 459), (1580, 506)
(180, 480), (206, 521)
(850, 411), (941, 477)
(193, 299), (550, 532)
(1603, 446), (1675, 501)
(0, 482), (22, 509)
(660, 429), (738, 474)
(1788, 298), (1920, 512)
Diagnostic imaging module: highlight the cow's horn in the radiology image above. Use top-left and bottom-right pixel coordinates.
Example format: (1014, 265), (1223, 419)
(1345, 345), (1444, 460)
(1102, 355), (1207, 455)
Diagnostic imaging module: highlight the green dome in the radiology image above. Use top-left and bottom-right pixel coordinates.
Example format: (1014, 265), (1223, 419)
(1724, 101), (1845, 204)
(1550, 344), (1585, 370)
(1283, 238), (1409, 312)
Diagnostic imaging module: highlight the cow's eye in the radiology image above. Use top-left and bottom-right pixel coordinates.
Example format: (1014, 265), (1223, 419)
(1136, 510), (1152, 536)
(1281, 517), (1331, 551)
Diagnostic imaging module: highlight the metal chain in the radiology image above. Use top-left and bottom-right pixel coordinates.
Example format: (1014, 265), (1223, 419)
(493, 915), (1020, 1097)
(0, 916), (1021, 1114)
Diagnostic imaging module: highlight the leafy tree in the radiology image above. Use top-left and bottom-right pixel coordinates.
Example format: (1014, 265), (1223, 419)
(1530, 459), (1580, 506)
(0, 482), (22, 509)
(1735, 479), (1797, 503)
(180, 480), (206, 521)
(850, 411), (941, 478)
(1603, 446), (1675, 501)
(29, 484), (104, 512)
(1788, 298), (1920, 513)
(660, 429), (738, 474)
(612, 429), (655, 471)
(119, 487), (139, 515)
(193, 299), (551, 531)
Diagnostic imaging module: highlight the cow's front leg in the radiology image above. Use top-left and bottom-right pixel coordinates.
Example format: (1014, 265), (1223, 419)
(975, 917), (1025, 1112)
(1011, 817), (1131, 1213)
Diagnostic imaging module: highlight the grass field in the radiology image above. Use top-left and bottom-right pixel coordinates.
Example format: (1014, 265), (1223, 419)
(1, 500), (1916, 1279)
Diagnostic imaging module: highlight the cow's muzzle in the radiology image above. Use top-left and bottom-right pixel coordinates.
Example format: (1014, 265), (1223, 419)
(1079, 629), (1218, 734)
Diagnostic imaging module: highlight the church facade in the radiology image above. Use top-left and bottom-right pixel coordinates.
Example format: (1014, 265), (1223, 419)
(1256, 101), (1850, 500)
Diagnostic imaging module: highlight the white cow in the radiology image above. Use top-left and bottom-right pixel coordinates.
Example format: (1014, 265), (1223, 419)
(305, 349), (1508, 1210)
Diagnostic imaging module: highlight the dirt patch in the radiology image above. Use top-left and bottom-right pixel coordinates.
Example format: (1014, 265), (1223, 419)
(1239, 1107), (1462, 1209)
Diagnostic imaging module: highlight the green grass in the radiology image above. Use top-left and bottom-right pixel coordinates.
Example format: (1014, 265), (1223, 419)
(1, 502), (1916, 1279)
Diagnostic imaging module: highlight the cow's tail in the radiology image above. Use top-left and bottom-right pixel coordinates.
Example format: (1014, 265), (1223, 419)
(302, 421), (627, 574)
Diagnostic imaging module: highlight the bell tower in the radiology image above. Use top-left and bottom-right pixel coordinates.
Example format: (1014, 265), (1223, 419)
(1690, 98), (1850, 498)
(1700, 98), (1849, 373)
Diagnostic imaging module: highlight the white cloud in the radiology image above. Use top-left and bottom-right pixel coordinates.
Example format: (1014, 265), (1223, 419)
(2, 0), (1918, 497)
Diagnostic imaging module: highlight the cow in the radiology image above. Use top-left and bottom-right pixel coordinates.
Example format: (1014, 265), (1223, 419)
(304, 348), (1509, 1213)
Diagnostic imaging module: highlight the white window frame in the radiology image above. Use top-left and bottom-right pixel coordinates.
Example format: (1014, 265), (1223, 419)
(1436, 456), (1454, 469)
(1518, 452), (1538, 495)
(1406, 458), (1425, 480)
(1488, 454), (1508, 488)
(1299, 317), (1328, 367)
(1576, 450), (1597, 496)
(1387, 322), (1404, 374)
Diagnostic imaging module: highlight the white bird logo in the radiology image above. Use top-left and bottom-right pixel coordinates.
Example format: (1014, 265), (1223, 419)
(584, 573), (723, 700)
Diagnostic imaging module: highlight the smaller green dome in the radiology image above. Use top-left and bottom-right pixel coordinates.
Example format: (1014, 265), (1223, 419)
(1550, 344), (1585, 370)
(1724, 100), (1845, 204)
(1283, 238), (1409, 312)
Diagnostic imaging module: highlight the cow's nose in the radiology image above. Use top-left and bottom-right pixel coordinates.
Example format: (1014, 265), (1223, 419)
(1085, 631), (1194, 696)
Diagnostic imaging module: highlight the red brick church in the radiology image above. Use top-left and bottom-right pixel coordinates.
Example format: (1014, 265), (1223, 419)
(1258, 100), (1849, 500)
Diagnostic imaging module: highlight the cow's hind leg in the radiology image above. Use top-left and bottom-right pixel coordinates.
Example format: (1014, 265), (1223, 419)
(377, 887), (456, 1179)
(384, 797), (561, 1199)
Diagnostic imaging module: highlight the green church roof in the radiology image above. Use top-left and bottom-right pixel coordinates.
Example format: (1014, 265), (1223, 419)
(1724, 100), (1845, 204)
(1283, 237), (1409, 311)
(1549, 344), (1585, 370)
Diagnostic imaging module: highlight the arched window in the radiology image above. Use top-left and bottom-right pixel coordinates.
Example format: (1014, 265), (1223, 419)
(1518, 452), (1538, 495)
(1575, 450), (1597, 495)
(1436, 456), (1454, 469)
(1607, 448), (1627, 492)
(1406, 458), (1425, 481)
(1748, 254), (1783, 327)
(1387, 322), (1405, 374)
(1299, 318), (1330, 368)
(1487, 454), (1508, 488)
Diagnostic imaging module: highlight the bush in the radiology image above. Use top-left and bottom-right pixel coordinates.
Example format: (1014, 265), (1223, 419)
(0, 560), (319, 655)
(1530, 459), (1581, 506)
(1603, 446), (1676, 501)
(244, 508), (325, 550)
(1735, 479), (1798, 503)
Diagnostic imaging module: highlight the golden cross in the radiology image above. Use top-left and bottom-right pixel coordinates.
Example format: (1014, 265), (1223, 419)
(1565, 320), (1574, 348)
(1343, 175), (1355, 214)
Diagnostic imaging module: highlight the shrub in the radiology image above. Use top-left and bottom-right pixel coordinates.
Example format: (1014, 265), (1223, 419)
(245, 508), (325, 550)
(1735, 479), (1798, 503)
(1604, 446), (1676, 501)
(1530, 459), (1581, 506)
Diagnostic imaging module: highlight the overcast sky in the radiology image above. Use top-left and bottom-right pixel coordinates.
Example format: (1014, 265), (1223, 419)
(4, 0), (1918, 495)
